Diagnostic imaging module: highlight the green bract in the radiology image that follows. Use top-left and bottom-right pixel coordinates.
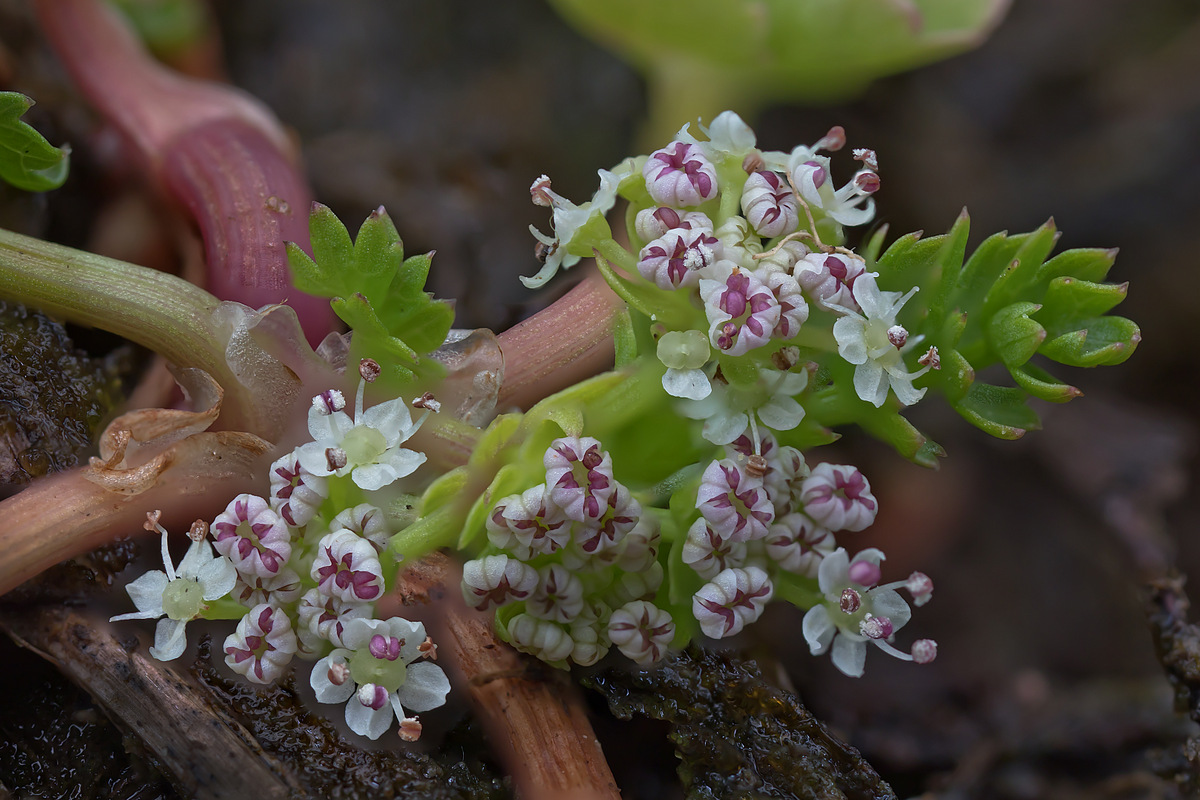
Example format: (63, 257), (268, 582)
(287, 204), (455, 388)
(872, 212), (1139, 441)
(0, 92), (70, 192)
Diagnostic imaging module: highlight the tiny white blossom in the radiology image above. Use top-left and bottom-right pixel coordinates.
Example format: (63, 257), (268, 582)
(801, 548), (934, 677)
(311, 617), (450, 741)
(831, 273), (930, 408)
(681, 366), (808, 446)
(296, 381), (427, 492)
(800, 463), (878, 533)
(110, 514), (237, 662)
(608, 601), (675, 666)
(223, 602), (298, 684)
(692, 566), (774, 639)
(525, 164), (629, 288)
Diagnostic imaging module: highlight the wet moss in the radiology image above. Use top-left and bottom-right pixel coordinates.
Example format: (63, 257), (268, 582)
(585, 647), (897, 800)
(0, 300), (124, 488)
(0, 634), (178, 799)
(191, 638), (510, 800)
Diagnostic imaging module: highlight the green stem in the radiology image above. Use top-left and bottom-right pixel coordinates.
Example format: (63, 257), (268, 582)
(0, 226), (307, 437)
(390, 505), (464, 562)
(0, 227), (228, 377)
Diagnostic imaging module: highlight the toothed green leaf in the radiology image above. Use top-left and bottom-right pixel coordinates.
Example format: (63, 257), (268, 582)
(1009, 361), (1081, 403)
(953, 382), (1040, 439)
(1037, 276), (1128, 325)
(987, 301), (1045, 367)
(981, 219), (1059, 315)
(0, 92), (70, 192)
(1039, 316), (1140, 367)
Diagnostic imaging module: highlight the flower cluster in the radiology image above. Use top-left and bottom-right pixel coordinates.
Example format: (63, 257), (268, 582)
(462, 436), (674, 667)
(523, 111), (939, 676)
(112, 366), (450, 741)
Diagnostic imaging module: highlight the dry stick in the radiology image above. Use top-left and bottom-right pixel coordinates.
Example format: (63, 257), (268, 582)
(1, 607), (303, 800)
(390, 553), (621, 800)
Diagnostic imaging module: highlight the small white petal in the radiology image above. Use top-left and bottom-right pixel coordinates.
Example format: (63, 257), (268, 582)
(122, 571), (168, 616)
(150, 618), (188, 661)
(802, 606), (835, 655)
(663, 368), (712, 401)
(360, 398), (415, 447)
(831, 634), (867, 677)
(310, 654), (356, 704)
(344, 694), (394, 740)
(198, 556), (238, 601)
(397, 662), (451, 712)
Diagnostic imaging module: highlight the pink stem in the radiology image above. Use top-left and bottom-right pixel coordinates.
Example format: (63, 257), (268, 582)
(35, 0), (338, 345)
(496, 271), (623, 410)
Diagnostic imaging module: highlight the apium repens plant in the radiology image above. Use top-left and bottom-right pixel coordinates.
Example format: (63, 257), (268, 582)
(105, 111), (1138, 742)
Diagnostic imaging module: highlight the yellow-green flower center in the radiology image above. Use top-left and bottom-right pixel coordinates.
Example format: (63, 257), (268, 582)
(162, 579), (205, 621)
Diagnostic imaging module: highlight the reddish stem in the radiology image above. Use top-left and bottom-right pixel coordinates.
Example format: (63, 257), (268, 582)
(496, 270), (623, 410)
(35, 0), (337, 345)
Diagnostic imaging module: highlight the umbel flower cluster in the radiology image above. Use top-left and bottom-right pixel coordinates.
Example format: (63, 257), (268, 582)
(460, 110), (941, 675)
(112, 107), (1143, 742)
(111, 363), (451, 742)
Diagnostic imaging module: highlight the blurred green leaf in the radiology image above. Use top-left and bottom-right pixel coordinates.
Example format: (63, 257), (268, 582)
(0, 92), (70, 192)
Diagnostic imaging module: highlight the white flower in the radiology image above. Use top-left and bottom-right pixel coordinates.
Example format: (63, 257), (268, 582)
(801, 548), (935, 677)
(642, 141), (718, 207)
(311, 617), (450, 741)
(831, 273), (930, 408)
(329, 503), (391, 553)
(524, 166), (628, 288)
(681, 366), (808, 446)
(311, 529), (386, 603)
(742, 170), (799, 238)
(784, 127), (877, 229)
(692, 566), (774, 639)
(699, 263), (780, 357)
(110, 515), (237, 661)
(267, 451), (327, 527)
(461, 554), (538, 611)
(211, 494), (292, 578)
(657, 329), (713, 401)
(296, 381), (427, 492)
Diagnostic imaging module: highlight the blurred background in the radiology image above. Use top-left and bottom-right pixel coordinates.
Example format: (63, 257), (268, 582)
(2, 0), (1198, 796)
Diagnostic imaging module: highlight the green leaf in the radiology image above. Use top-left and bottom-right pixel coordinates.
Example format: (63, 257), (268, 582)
(1009, 361), (1081, 403)
(986, 301), (1045, 367)
(981, 219), (1059, 315)
(1037, 276), (1128, 325)
(308, 202), (354, 281)
(352, 207), (404, 277)
(1038, 316), (1141, 367)
(0, 92), (70, 192)
(1035, 246), (1118, 285)
(284, 242), (337, 297)
(858, 410), (945, 468)
(953, 382), (1041, 439)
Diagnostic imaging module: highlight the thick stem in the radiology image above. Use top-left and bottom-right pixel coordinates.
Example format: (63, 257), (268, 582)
(390, 553), (621, 800)
(496, 270), (623, 411)
(35, 0), (338, 344)
(0, 432), (270, 597)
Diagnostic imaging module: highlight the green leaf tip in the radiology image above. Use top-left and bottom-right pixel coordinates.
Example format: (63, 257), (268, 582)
(288, 203), (454, 388)
(0, 92), (70, 192)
